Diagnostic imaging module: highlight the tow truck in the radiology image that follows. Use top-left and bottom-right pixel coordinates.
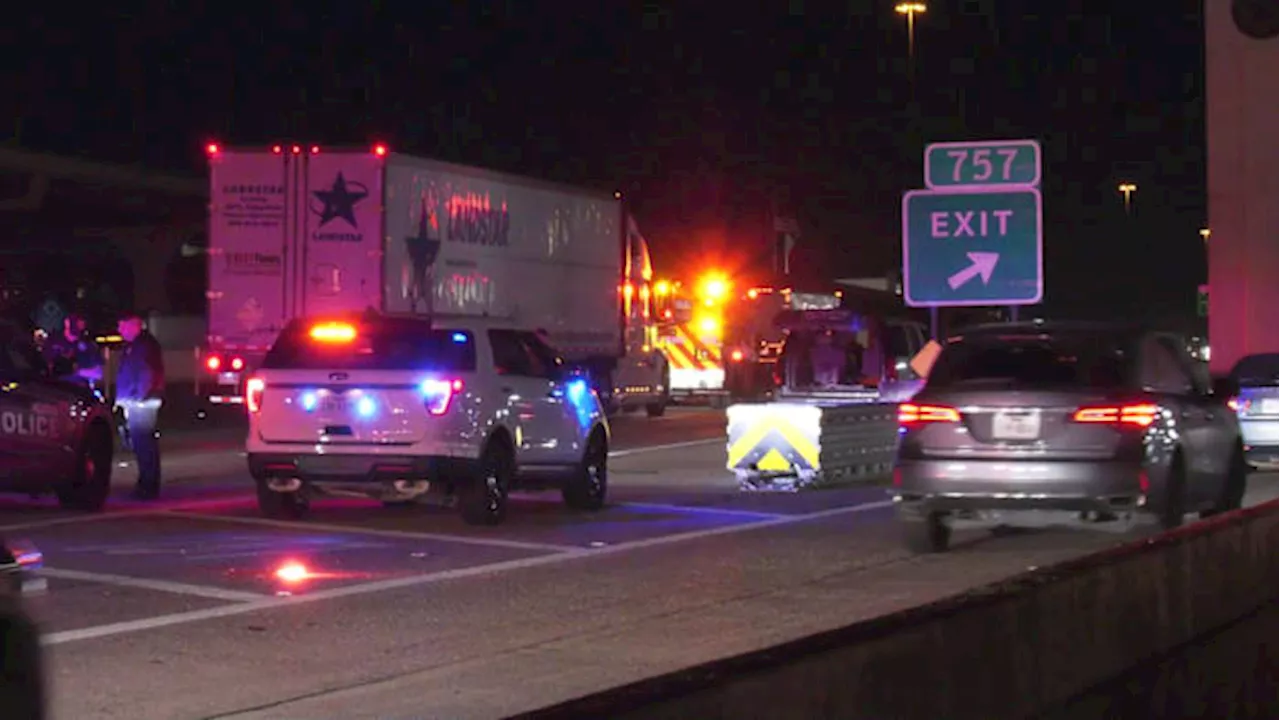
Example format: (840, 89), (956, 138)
(724, 303), (932, 492)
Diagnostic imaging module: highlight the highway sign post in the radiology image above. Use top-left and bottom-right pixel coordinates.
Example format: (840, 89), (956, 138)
(925, 139), (1041, 189)
(901, 188), (1043, 307)
(904, 138), (1043, 335)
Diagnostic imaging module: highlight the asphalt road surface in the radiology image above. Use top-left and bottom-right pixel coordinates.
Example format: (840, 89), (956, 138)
(3, 407), (1274, 719)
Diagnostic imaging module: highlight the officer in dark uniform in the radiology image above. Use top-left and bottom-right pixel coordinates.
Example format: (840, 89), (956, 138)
(41, 314), (103, 389)
(114, 311), (165, 500)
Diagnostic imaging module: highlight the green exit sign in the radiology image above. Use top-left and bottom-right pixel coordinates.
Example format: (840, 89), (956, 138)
(925, 140), (1041, 189)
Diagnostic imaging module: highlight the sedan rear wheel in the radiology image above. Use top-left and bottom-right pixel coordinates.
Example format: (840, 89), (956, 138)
(901, 510), (951, 554)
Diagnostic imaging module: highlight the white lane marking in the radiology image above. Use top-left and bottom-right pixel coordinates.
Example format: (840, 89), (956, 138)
(608, 438), (722, 458)
(42, 568), (268, 603)
(618, 502), (787, 520)
(168, 511), (581, 554)
(41, 499), (895, 646)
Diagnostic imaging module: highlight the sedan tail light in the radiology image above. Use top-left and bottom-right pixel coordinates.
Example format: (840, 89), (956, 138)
(898, 403), (960, 424)
(246, 377), (265, 413)
(420, 378), (463, 416)
(1071, 403), (1158, 428)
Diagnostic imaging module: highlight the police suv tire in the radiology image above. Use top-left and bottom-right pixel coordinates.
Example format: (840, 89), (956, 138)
(56, 423), (113, 512)
(563, 431), (608, 512)
(0, 598), (45, 720)
(255, 480), (307, 520)
(460, 442), (512, 526)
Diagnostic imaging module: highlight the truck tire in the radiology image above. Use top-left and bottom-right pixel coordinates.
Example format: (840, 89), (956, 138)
(460, 441), (512, 526)
(56, 422), (113, 512)
(645, 366), (669, 418)
(563, 430), (608, 511)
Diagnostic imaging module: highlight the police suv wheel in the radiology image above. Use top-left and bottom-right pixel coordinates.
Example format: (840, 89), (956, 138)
(55, 423), (113, 512)
(255, 480), (308, 520)
(563, 431), (608, 511)
(460, 443), (511, 526)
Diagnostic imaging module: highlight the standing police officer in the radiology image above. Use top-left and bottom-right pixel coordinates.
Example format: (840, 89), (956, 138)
(42, 314), (103, 389)
(114, 311), (165, 500)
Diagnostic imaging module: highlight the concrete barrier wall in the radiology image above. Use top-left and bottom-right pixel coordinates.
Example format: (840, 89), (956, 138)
(518, 501), (1278, 720)
(1046, 599), (1277, 719)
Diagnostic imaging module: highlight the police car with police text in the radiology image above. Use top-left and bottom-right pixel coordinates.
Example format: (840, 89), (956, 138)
(0, 319), (115, 511)
(246, 313), (610, 525)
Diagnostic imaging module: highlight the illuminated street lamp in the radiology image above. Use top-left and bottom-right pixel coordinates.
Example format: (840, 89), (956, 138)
(895, 3), (927, 66)
(1117, 183), (1138, 215)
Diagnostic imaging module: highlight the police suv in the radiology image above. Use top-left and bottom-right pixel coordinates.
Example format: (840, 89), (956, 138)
(246, 313), (611, 525)
(0, 319), (115, 511)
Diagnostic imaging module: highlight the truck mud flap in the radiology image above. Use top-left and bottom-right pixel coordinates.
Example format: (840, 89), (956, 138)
(726, 402), (899, 492)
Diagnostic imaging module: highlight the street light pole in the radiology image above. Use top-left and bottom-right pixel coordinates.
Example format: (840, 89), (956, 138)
(895, 2), (927, 81)
(1117, 182), (1137, 215)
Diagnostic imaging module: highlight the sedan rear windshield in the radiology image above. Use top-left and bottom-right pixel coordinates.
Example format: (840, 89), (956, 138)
(928, 332), (1132, 390)
(262, 320), (477, 372)
(1232, 353), (1279, 387)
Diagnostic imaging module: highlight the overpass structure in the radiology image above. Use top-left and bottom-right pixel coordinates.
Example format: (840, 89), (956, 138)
(1205, 0), (1278, 373)
(0, 145), (206, 319)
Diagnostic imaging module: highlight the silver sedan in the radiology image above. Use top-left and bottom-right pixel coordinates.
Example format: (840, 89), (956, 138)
(891, 322), (1246, 553)
(1228, 352), (1278, 469)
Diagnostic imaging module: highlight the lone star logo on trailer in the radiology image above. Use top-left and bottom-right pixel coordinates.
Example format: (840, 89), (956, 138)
(311, 173), (368, 228)
(403, 196), (441, 313)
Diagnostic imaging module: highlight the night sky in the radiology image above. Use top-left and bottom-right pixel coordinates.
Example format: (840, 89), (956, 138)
(9, 2), (1207, 325)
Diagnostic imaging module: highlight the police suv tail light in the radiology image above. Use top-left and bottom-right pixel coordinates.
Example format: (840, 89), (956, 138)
(246, 377), (265, 413)
(420, 379), (462, 416)
(205, 356), (221, 372)
(230, 356), (245, 371)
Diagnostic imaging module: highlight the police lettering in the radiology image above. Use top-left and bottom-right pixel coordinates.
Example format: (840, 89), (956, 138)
(0, 411), (56, 438)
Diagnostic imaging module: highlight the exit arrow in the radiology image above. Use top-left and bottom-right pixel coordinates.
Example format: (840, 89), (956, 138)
(947, 252), (1000, 290)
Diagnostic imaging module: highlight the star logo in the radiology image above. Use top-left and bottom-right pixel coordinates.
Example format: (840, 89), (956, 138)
(311, 173), (369, 228)
(404, 197), (441, 312)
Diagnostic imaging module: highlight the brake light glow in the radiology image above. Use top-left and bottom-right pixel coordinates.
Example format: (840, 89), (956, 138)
(420, 378), (463, 416)
(1071, 403), (1159, 428)
(246, 377), (265, 413)
(898, 403), (960, 424)
(206, 143), (220, 156)
(206, 356), (221, 372)
(309, 322), (357, 343)
(730, 349), (745, 362)
(373, 144), (388, 157)
(1227, 397), (1249, 413)
(230, 357), (245, 371)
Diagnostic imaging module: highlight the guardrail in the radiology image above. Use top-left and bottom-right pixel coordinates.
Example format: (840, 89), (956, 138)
(726, 401), (899, 491)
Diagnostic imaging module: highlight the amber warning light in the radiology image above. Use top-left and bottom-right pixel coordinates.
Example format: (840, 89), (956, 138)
(309, 322), (358, 343)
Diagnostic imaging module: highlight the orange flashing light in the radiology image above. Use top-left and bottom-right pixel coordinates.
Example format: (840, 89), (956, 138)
(309, 322), (358, 343)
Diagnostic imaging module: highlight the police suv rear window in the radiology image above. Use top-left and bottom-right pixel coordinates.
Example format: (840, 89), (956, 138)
(262, 320), (477, 372)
